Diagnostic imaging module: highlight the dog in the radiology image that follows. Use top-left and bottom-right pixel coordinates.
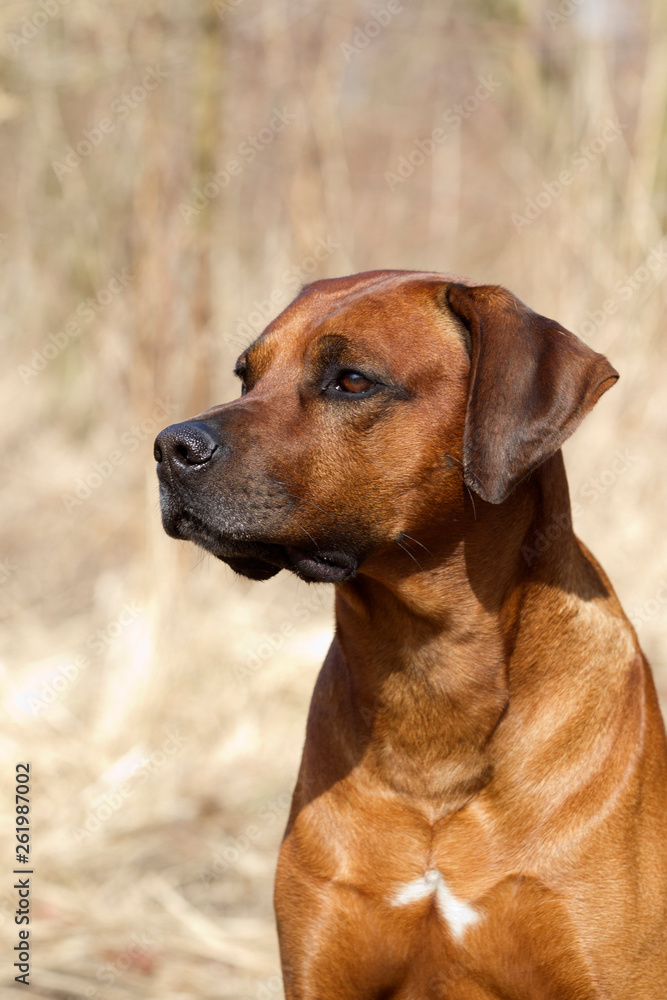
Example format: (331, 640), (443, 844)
(154, 271), (667, 999)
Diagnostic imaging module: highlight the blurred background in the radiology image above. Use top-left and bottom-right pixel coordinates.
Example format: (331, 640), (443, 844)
(0, 0), (666, 996)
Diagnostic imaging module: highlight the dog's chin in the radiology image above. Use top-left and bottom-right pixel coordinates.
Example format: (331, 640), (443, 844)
(221, 556), (281, 581)
(164, 509), (360, 584)
(284, 546), (358, 584)
(219, 546), (359, 584)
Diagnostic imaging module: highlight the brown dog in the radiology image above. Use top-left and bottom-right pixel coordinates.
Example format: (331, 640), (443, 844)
(154, 271), (667, 999)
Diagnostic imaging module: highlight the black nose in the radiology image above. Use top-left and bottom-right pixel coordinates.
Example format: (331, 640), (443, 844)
(154, 422), (219, 467)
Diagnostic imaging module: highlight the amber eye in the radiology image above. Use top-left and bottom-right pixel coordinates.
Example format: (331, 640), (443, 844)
(336, 371), (373, 394)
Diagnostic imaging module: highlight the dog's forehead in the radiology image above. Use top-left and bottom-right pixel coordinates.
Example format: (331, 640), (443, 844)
(248, 270), (472, 371)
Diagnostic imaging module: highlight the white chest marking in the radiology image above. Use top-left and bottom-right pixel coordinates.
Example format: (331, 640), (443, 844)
(390, 868), (480, 940)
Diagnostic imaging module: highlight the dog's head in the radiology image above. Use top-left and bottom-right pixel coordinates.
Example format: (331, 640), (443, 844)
(154, 271), (617, 583)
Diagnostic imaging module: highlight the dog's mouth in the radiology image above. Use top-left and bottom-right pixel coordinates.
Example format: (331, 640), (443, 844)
(165, 509), (358, 583)
(284, 546), (357, 584)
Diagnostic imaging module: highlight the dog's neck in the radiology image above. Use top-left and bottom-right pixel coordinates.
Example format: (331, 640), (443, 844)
(324, 453), (579, 817)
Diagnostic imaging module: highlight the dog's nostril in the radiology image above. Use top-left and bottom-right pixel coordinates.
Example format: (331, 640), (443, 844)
(178, 434), (217, 465)
(154, 422), (219, 468)
(174, 440), (215, 464)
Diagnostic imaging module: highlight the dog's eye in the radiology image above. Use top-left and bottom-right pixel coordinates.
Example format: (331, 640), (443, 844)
(335, 371), (374, 394)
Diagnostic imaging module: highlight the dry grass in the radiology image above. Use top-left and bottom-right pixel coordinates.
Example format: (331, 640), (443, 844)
(0, 1), (666, 997)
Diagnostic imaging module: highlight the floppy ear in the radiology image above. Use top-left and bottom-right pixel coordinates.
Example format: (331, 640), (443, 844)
(444, 283), (619, 504)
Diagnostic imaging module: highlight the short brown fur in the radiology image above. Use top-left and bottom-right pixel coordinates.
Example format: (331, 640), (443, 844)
(155, 271), (667, 999)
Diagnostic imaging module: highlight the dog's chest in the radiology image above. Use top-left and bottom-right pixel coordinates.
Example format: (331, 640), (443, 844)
(390, 867), (481, 941)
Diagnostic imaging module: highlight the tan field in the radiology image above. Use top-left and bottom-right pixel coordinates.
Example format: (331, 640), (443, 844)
(0, 1), (666, 997)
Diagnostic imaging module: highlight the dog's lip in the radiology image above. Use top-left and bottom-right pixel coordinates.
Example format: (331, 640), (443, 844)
(284, 546), (357, 583)
(171, 510), (284, 563)
(164, 509), (358, 583)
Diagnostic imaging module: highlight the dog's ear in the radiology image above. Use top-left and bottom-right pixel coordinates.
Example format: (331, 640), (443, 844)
(443, 282), (619, 504)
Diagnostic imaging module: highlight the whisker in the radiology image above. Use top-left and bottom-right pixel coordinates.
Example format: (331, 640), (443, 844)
(400, 532), (434, 557)
(395, 538), (424, 572)
(445, 453), (477, 520)
(294, 521), (318, 548)
(465, 484), (476, 520)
